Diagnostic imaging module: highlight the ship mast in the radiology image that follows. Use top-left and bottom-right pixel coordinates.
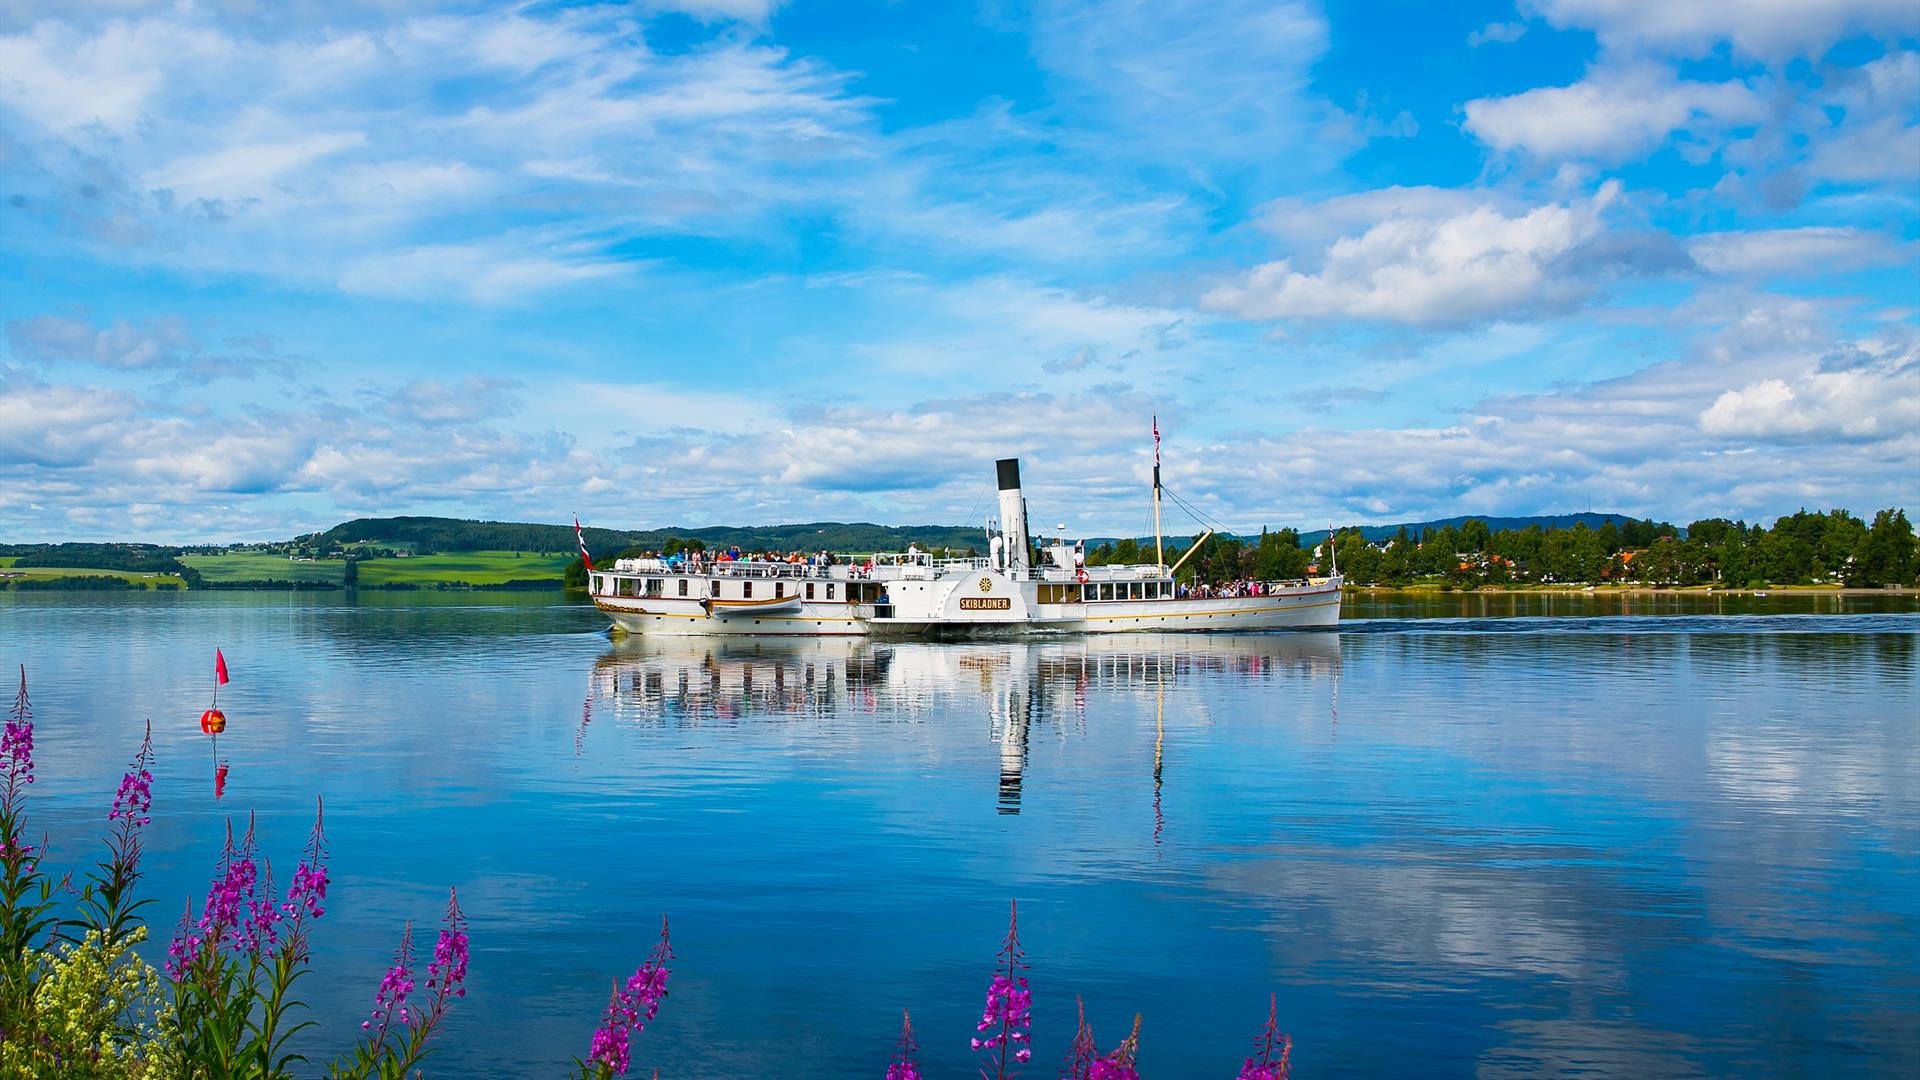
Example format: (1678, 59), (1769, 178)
(1152, 415), (1165, 573)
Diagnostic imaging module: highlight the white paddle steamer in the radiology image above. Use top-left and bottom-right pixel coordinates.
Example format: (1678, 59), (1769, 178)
(586, 457), (1341, 637)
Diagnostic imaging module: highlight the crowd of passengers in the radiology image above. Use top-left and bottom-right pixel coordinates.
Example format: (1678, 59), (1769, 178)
(615, 548), (1299, 597)
(1175, 579), (1291, 599)
(628, 547), (880, 576)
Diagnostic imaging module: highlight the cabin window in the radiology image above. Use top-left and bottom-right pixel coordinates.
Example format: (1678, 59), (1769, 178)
(826, 583), (836, 600)
(647, 579), (663, 597)
(617, 578), (635, 597)
(1098, 583), (1113, 601)
(743, 581), (753, 598)
(775, 581), (785, 598)
(806, 583), (815, 599)
(1129, 583), (1142, 600)
(678, 579), (689, 596)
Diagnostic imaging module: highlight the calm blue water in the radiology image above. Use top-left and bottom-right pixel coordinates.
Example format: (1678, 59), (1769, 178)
(3, 592), (1917, 1077)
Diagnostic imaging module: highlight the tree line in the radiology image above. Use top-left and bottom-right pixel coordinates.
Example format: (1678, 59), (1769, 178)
(1321, 508), (1915, 588)
(1074, 509), (1916, 589)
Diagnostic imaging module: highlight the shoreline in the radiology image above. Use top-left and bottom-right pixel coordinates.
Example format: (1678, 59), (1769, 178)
(1345, 584), (1919, 598)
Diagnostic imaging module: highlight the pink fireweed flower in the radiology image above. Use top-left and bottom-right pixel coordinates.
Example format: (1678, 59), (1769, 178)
(3, 664), (33, 792)
(1089, 1013), (1141, 1080)
(586, 915), (673, 1077)
(108, 721), (154, 827)
(245, 862), (284, 953)
(1236, 994), (1291, 1080)
(426, 887), (469, 1001)
(587, 984), (633, 1076)
(973, 900), (1033, 1074)
(164, 901), (200, 982)
(364, 923), (416, 1032)
(282, 799), (330, 924)
(197, 821), (260, 956)
(1060, 996), (1098, 1080)
(886, 1009), (920, 1080)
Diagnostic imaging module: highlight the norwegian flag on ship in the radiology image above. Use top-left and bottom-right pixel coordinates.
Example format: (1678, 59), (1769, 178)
(574, 515), (595, 572)
(1153, 415), (1161, 467)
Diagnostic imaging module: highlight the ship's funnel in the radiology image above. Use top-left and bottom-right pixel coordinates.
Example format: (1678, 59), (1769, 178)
(996, 458), (1029, 575)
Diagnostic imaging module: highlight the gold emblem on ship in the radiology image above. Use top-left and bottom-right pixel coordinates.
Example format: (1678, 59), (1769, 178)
(978, 577), (993, 592)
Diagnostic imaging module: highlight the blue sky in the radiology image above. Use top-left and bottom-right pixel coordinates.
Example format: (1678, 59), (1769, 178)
(1, 0), (1916, 542)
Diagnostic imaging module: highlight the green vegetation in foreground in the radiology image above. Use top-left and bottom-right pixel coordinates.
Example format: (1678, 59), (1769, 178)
(180, 552), (344, 584)
(353, 550), (574, 587)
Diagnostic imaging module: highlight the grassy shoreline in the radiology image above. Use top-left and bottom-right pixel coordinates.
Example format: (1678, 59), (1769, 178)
(1345, 583), (1919, 597)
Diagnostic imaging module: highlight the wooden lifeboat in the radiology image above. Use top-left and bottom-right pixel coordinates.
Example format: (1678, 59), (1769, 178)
(703, 592), (804, 616)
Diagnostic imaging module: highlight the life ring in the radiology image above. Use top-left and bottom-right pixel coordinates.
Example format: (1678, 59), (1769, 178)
(1075, 569), (1089, 584)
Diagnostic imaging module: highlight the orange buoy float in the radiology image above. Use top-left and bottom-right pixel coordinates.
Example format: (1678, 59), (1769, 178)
(200, 708), (227, 735)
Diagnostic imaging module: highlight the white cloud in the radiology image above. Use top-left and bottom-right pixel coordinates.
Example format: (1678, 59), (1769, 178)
(0, 15), (229, 133)
(6, 313), (192, 369)
(643, 0), (788, 25)
(1203, 182), (1635, 326)
(1700, 341), (1920, 439)
(1468, 21), (1528, 47)
(1689, 227), (1904, 274)
(337, 237), (631, 304)
(146, 131), (367, 202)
(1523, 0), (1920, 62)
(1464, 65), (1766, 161)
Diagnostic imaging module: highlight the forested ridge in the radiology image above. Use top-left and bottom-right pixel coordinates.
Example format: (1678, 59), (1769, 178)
(1082, 507), (1917, 588)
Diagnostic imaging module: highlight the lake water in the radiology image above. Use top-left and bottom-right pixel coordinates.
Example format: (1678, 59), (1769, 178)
(3, 591), (1916, 1077)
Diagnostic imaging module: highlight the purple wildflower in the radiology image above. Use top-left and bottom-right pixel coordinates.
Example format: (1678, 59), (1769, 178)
(364, 923), (416, 1033)
(3, 664), (33, 793)
(586, 915), (673, 1077)
(886, 1009), (920, 1080)
(1235, 995), (1291, 1080)
(107, 721), (154, 827)
(196, 821), (260, 956)
(426, 887), (469, 1002)
(246, 861), (284, 953)
(1060, 997), (1098, 1080)
(164, 901), (200, 982)
(973, 900), (1034, 1075)
(1089, 1014), (1142, 1080)
(587, 984), (633, 1076)
(282, 799), (329, 922)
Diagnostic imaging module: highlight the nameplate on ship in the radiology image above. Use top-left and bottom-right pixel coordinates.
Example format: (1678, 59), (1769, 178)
(959, 597), (1011, 610)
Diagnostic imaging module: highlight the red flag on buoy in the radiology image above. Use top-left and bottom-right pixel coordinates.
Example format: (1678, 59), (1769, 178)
(215, 649), (229, 686)
(214, 761), (228, 799)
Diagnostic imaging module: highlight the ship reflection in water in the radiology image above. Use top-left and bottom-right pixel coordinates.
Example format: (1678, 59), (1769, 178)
(584, 633), (1341, 816)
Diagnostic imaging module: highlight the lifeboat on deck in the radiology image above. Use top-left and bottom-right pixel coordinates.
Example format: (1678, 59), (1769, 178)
(703, 592), (804, 617)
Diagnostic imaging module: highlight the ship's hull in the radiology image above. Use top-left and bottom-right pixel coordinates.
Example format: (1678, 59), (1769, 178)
(594, 581), (1341, 637)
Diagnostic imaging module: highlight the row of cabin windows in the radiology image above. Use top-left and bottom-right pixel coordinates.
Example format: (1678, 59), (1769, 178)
(606, 577), (884, 603)
(1038, 581), (1173, 603)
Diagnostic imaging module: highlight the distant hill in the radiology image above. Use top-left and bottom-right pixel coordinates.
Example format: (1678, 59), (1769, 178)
(1087, 512), (1673, 550)
(310, 516), (991, 556)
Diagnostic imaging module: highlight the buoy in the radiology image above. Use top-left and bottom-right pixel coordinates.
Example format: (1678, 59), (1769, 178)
(200, 708), (227, 735)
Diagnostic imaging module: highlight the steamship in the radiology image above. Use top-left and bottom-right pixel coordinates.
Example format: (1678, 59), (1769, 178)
(586, 458), (1343, 637)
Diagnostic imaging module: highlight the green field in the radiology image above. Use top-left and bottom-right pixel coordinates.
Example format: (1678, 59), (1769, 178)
(182, 553), (345, 584)
(0, 566), (187, 587)
(354, 551), (572, 586)
(0, 557), (15, 568)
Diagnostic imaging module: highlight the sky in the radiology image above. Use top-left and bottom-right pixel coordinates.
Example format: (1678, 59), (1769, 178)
(1, 0), (1916, 544)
